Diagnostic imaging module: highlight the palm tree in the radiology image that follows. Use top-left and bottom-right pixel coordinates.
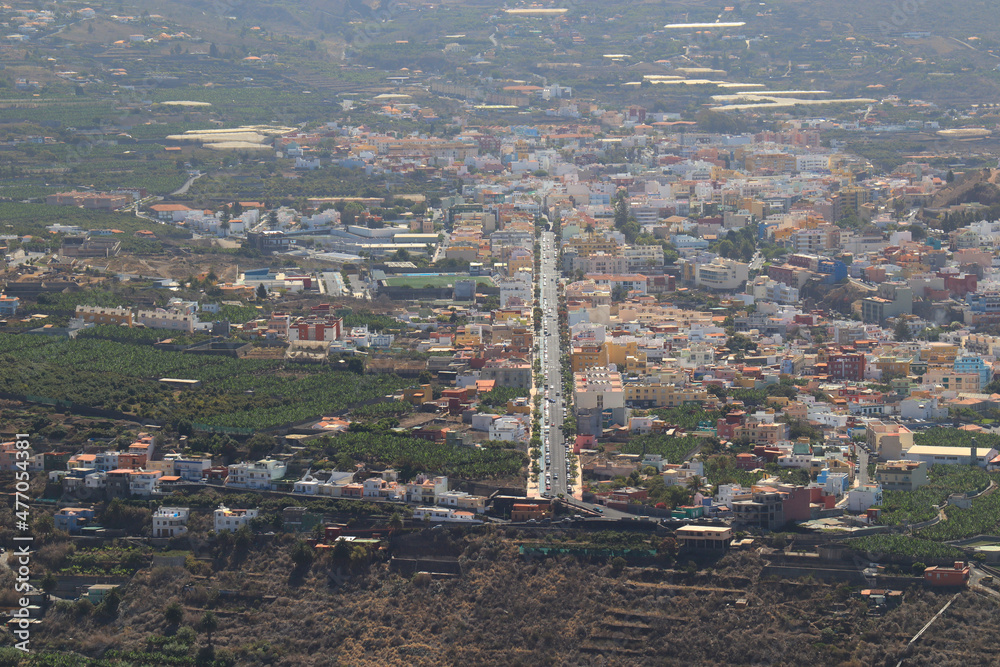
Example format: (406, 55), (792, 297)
(199, 611), (219, 647)
(687, 474), (703, 494)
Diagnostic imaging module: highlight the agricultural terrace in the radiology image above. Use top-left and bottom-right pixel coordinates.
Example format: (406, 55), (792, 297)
(875, 465), (993, 526)
(847, 535), (966, 566)
(913, 428), (1000, 450)
(919, 482), (1000, 541)
(617, 433), (706, 464)
(0, 143), (190, 198)
(0, 203), (190, 249)
(150, 86), (339, 126)
(0, 334), (410, 430)
(304, 430), (528, 480)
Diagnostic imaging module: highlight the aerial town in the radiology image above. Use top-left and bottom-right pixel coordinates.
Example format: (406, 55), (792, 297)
(3, 0), (1000, 664)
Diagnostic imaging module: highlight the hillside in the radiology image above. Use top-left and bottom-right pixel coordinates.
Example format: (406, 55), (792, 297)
(928, 168), (1000, 209)
(11, 529), (1000, 666)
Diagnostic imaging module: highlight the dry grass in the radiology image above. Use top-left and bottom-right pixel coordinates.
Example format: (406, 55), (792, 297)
(25, 530), (1000, 666)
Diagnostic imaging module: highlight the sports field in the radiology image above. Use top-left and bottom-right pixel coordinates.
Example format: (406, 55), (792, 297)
(382, 275), (495, 288)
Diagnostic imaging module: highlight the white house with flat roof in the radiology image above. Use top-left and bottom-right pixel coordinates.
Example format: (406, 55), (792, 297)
(214, 505), (259, 532)
(152, 507), (189, 538)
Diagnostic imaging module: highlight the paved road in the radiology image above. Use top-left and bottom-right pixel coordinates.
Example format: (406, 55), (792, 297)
(170, 172), (203, 196)
(537, 230), (573, 498)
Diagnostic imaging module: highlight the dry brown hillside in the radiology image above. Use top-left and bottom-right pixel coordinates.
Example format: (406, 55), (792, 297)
(928, 168), (1000, 209)
(21, 530), (1000, 666)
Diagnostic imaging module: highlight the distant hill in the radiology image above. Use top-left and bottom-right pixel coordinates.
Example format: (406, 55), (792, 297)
(929, 168), (1000, 208)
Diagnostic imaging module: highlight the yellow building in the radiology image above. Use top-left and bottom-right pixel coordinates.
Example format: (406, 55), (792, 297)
(782, 402), (808, 420)
(566, 237), (620, 257)
(571, 342), (604, 372)
(738, 198), (767, 219)
(866, 421), (914, 460)
(403, 384), (435, 406)
(455, 326), (484, 348)
(624, 381), (710, 408)
(571, 340), (646, 373)
(75, 305), (133, 326)
(508, 254), (534, 274)
(919, 343), (958, 366)
(875, 356), (912, 378)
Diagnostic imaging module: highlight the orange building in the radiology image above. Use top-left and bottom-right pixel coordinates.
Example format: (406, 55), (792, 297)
(924, 562), (970, 587)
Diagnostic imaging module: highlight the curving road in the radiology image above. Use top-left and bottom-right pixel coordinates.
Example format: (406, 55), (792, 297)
(170, 171), (203, 196)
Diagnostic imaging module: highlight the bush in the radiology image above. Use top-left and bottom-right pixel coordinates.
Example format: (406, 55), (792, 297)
(74, 598), (94, 617)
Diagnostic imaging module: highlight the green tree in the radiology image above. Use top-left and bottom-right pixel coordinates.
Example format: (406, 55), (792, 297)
(335, 452), (355, 471)
(199, 611), (219, 646)
(613, 189), (629, 229)
(350, 544), (370, 570)
(331, 538), (352, 565)
(291, 540), (315, 570)
(41, 572), (57, 598)
(95, 587), (122, 621)
(164, 601), (184, 627)
(256, 283), (268, 301)
(34, 513), (54, 535)
(894, 318), (911, 342)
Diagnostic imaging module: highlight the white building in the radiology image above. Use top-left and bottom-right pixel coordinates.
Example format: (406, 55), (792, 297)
(226, 458), (287, 490)
(489, 415), (527, 443)
(169, 456), (213, 481)
(822, 472), (850, 496)
(293, 470), (355, 496)
(688, 257), (749, 291)
(715, 483), (751, 506)
(95, 451), (119, 472)
(624, 245), (664, 270)
(152, 507), (189, 538)
(404, 475), (449, 504)
(847, 483), (883, 512)
(899, 397), (949, 421)
(362, 476), (400, 500)
(214, 505), (259, 532)
(437, 490), (487, 513)
(370, 331), (395, 348)
(750, 276), (800, 304)
(412, 506), (481, 523)
(904, 445), (999, 468)
(574, 370), (625, 412)
(129, 470), (162, 496)
(498, 269), (533, 308)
